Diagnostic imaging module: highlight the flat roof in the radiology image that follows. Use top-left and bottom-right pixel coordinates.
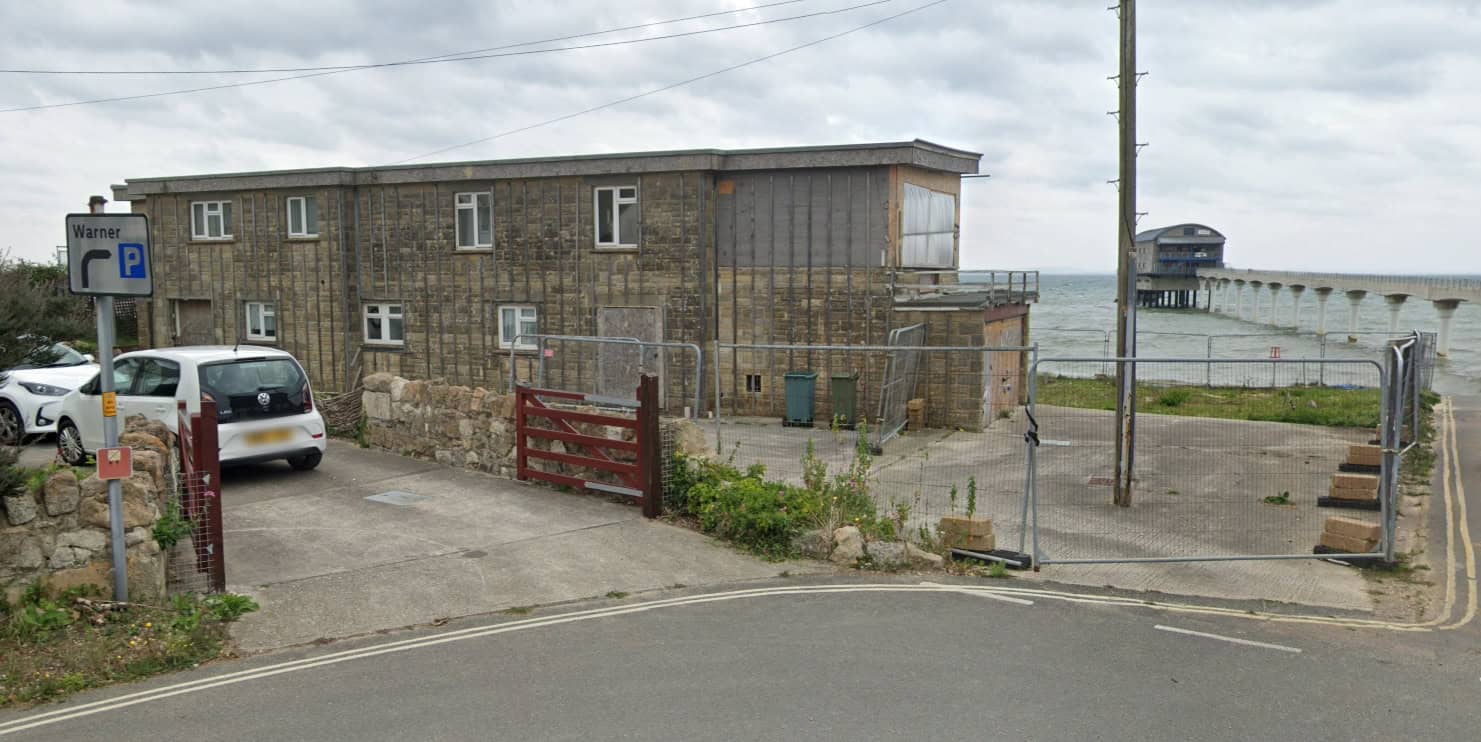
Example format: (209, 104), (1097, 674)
(123, 139), (982, 196)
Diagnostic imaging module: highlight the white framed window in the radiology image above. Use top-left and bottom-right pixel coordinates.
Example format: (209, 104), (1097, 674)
(498, 305), (538, 350)
(455, 192), (493, 249)
(190, 200), (233, 240)
(364, 303), (405, 347)
(900, 184), (956, 268)
(244, 301), (277, 341)
(594, 186), (638, 248)
(286, 196), (319, 238)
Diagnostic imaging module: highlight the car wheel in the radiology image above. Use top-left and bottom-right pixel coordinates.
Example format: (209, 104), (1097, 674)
(287, 452), (323, 471)
(57, 419), (88, 466)
(0, 401), (20, 446)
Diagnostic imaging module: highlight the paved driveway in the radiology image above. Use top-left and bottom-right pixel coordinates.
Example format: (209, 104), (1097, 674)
(216, 441), (828, 653)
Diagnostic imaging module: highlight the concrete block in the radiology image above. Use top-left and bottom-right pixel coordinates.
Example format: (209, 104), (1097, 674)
(1347, 444), (1383, 467)
(363, 391), (392, 420)
(1319, 530), (1377, 554)
(938, 516), (993, 538)
(1324, 516), (1382, 542)
(1327, 484), (1378, 502)
(1331, 473), (1379, 492)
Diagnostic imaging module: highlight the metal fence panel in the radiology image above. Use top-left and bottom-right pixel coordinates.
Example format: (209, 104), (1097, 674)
(713, 343), (1033, 551)
(875, 324), (927, 450)
(1028, 357), (1389, 565)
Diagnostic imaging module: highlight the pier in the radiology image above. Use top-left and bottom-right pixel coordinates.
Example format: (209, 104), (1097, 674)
(1196, 268), (1480, 356)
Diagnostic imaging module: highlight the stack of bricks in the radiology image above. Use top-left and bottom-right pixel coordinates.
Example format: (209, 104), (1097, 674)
(938, 516), (993, 551)
(1318, 516), (1381, 554)
(1328, 472), (1380, 504)
(1344, 443), (1383, 471)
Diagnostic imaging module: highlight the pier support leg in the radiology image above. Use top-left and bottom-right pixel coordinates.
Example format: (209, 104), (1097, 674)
(1384, 294), (1408, 335)
(1235, 282), (1245, 319)
(1313, 287), (1333, 335)
(1268, 283), (1283, 326)
(1345, 290), (1367, 341)
(1288, 285), (1305, 329)
(1434, 299), (1460, 356)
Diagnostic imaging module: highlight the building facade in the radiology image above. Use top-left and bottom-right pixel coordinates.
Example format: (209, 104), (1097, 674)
(1134, 223), (1226, 308)
(115, 140), (1035, 430)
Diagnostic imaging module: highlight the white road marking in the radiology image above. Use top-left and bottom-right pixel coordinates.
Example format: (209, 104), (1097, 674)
(1154, 624), (1302, 654)
(917, 581), (1035, 606)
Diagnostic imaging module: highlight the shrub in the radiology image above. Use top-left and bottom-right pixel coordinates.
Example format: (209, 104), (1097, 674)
(1157, 388), (1192, 407)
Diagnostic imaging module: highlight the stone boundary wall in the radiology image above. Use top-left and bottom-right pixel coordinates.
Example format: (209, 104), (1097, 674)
(361, 373), (711, 484)
(1, 418), (172, 604)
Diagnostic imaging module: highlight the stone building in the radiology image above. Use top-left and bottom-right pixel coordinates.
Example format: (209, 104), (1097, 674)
(113, 140), (1036, 431)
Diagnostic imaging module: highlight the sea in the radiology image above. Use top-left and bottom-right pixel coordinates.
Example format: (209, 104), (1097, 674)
(1027, 274), (1481, 396)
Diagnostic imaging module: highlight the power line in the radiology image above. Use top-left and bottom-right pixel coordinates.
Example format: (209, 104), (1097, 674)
(0, 0), (889, 113)
(392, 0), (950, 165)
(0, 0), (818, 75)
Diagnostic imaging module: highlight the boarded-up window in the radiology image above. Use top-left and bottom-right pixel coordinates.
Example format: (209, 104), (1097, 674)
(901, 183), (956, 268)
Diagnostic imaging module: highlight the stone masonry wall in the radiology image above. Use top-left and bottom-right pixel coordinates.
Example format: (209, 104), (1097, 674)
(0, 418), (171, 604)
(361, 372), (710, 486)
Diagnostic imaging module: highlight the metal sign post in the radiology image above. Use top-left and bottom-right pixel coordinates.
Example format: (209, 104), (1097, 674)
(66, 198), (152, 602)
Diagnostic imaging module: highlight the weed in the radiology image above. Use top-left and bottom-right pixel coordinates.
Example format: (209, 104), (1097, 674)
(1262, 491), (1292, 506)
(1157, 388), (1192, 408)
(22, 463), (65, 494)
(202, 594), (258, 622)
(948, 484), (959, 515)
(1166, 489), (1179, 496)
(966, 476), (978, 519)
(152, 499), (194, 551)
(501, 606), (533, 616)
(605, 591), (629, 599)
(986, 561), (1010, 579)
(354, 414), (370, 449)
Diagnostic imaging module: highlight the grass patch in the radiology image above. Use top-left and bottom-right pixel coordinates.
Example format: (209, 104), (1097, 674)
(604, 591), (629, 600)
(1035, 375), (1382, 428)
(1261, 491), (1292, 506)
(500, 606), (533, 616)
(0, 586), (256, 708)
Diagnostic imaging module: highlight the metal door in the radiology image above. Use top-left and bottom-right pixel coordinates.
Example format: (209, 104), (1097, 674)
(596, 307), (662, 401)
(173, 300), (214, 345)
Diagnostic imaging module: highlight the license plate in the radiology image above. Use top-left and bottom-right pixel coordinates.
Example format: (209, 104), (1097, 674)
(244, 429), (294, 446)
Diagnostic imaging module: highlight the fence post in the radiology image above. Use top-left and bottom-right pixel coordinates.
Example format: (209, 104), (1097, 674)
(637, 374), (662, 519)
(1205, 335), (1213, 388)
(515, 384), (528, 482)
(198, 398), (226, 593)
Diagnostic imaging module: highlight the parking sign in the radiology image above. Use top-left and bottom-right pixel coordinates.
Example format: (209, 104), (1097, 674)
(65, 213), (152, 296)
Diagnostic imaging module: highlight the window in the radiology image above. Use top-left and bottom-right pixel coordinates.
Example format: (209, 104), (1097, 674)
(455, 192), (493, 249)
(900, 184), (956, 268)
(245, 301), (277, 342)
(745, 374), (762, 393)
(286, 196), (318, 237)
(190, 200), (233, 240)
(110, 359), (139, 393)
(364, 303), (404, 346)
(134, 360), (181, 397)
(594, 186), (638, 248)
(498, 306), (538, 350)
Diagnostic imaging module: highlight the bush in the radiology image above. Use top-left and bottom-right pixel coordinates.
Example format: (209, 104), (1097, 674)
(690, 476), (816, 557)
(0, 448), (26, 500)
(1157, 388), (1192, 407)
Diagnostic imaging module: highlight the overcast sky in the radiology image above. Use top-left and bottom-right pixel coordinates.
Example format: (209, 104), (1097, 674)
(2, 0), (1478, 273)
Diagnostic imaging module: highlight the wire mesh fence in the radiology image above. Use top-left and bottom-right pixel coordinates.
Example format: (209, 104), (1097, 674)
(1027, 357), (1387, 564)
(712, 344), (1034, 549)
(161, 449), (222, 595)
(509, 334), (703, 418)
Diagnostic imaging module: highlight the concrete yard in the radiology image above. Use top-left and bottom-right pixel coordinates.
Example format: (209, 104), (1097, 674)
(717, 405), (1379, 611)
(212, 441), (831, 652)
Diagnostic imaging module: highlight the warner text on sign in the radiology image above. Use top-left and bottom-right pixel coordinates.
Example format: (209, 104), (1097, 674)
(65, 213), (152, 296)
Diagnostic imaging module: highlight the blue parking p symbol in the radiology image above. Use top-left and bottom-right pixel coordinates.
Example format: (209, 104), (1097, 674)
(118, 243), (146, 279)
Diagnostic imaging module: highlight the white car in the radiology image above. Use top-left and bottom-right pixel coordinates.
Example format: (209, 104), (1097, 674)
(0, 342), (99, 445)
(55, 346), (326, 471)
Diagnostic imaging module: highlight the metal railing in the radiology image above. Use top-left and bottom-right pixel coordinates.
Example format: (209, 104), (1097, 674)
(508, 334), (703, 419)
(890, 269), (1040, 305)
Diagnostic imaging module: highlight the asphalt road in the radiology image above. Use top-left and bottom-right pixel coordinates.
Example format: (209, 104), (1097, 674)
(0, 577), (1475, 741)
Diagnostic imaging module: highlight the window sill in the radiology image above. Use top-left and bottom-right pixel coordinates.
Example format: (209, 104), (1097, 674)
(286, 236), (321, 242)
(497, 346), (540, 355)
(242, 337), (278, 345)
(363, 343), (406, 352)
(189, 238), (237, 245)
(454, 247), (495, 254)
(594, 245), (640, 253)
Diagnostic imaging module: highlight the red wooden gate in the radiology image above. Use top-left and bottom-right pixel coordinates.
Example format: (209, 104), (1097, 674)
(516, 374), (661, 518)
(176, 399), (226, 592)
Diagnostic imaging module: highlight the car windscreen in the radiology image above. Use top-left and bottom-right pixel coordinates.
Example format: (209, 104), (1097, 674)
(197, 357), (308, 423)
(15, 343), (87, 369)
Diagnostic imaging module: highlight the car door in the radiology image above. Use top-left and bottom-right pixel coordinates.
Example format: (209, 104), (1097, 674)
(75, 358), (140, 452)
(128, 358), (183, 434)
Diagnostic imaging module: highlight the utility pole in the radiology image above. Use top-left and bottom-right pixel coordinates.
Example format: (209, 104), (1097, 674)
(1112, 0), (1138, 507)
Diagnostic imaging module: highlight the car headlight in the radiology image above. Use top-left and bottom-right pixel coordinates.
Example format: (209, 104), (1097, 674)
(18, 382), (69, 397)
